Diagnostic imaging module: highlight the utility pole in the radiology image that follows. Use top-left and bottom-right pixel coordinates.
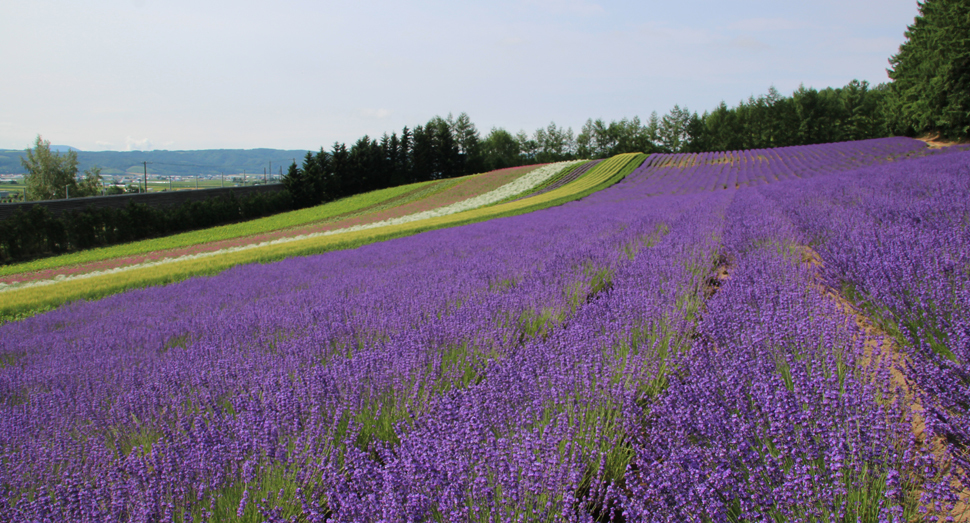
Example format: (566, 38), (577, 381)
(243, 170), (246, 186)
(221, 172), (224, 187)
(143, 161), (149, 194)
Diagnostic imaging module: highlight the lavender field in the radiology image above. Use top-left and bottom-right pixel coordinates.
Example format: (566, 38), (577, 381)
(1, 137), (968, 522)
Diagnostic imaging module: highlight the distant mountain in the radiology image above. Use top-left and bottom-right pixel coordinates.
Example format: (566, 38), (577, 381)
(50, 145), (81, 153)
(0, 148), (313, 177)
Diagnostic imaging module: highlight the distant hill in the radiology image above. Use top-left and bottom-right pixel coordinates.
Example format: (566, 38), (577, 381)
(50, 145), (81, 153)
(0, 148), (313, 176)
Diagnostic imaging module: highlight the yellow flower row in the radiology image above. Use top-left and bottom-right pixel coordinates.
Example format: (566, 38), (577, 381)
(0, 153), (646, 322)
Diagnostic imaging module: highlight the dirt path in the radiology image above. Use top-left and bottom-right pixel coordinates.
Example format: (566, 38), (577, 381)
(797, 246), (969, 522)
(916, 134), (970, 150)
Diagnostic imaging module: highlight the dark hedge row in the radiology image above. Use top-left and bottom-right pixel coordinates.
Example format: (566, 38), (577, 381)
(0, 189), (293, 264)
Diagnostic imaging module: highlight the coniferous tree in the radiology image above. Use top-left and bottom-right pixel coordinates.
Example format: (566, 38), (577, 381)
(411, 125), (434, 182)
(658, 105), (693, 152)
(452, 112), (482, 174)
(283, 160), (311, 207)
(429, 117), (460, 179)
(399, 126), (413, 181)
(887, 0), (970, 138)
(329, 142), (350, 198)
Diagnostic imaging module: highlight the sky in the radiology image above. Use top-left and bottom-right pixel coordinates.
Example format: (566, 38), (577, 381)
(1, 0), (920, 152)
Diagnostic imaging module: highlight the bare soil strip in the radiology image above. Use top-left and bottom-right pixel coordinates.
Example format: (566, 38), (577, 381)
(916, 134), (970, 149)
(798, 246), (969, 522)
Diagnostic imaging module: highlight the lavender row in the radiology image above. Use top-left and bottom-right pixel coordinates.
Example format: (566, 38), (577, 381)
(621, 188), (950, 522)
(762, 150), (970, 489)
(2, 140), (966, 521)
(626, 137), (932, 196)
(0, 152), (694, 521)
(308, 191), (730, 521)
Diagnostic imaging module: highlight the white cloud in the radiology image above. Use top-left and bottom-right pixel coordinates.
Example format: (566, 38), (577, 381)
(125, 137), (153, 151)
(500, 36), (525, 46)
(359, 108), (391, 119)
(95, 140), (114, 147)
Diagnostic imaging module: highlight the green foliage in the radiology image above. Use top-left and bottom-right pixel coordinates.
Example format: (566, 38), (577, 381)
(77, 165), (104, 197)
(480, 128), (521, 170)
(659, 105), (694, 153)
(0, 189), (294, 264)
(285, 114), (477, 209)
(0, 153), (646, 323)
(531, 122), (576, 163)
(887, 0), (970, 138)
(0, 182), (430, 276)
(690, 81), (892, 152)
(576, 116), (660, 159)
(21, 135), (80, 201)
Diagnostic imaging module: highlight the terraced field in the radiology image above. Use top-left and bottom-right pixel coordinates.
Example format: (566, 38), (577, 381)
(0, 157), (641, 321)
(1, 139), (969, 522)
(0, 164), (543, 283)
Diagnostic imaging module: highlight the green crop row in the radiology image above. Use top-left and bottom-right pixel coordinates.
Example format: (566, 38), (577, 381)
(0, 153), (647, 323)
(489, 161), (591, 206)
(0, 180), (442, 277)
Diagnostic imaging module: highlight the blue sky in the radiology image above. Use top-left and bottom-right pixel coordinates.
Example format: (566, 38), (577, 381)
(1, 0), (919, 152)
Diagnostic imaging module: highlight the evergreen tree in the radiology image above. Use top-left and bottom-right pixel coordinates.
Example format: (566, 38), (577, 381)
(887, 0), (970, 138)
(452, 112), (482, 174)
(658, 105), (693, 152)
(329, 142), (350, 198)
(411, 125), (434, 182)
(283, 159), (311, 207)
(399, 126), (413, 181)
(429, 117), (460, 178)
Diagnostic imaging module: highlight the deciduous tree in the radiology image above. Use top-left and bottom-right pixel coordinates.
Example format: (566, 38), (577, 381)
(21, 135), (79, 200)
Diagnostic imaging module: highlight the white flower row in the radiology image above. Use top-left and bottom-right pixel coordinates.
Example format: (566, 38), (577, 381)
(0, 161), (583, 294)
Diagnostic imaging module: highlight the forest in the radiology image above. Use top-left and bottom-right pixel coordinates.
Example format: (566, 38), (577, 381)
(284, 79), (902, 206)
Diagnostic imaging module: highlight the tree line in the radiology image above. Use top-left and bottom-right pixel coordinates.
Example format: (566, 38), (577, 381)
(283, 78), (899, 206)
(285, 0), (966, 206)
(4, 0), (962, 265)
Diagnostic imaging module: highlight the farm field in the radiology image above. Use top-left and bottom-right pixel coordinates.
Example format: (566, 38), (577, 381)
(1, 137), (969, 521)
(0, 158), (625, 321)
(0, 164), (546, 281)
